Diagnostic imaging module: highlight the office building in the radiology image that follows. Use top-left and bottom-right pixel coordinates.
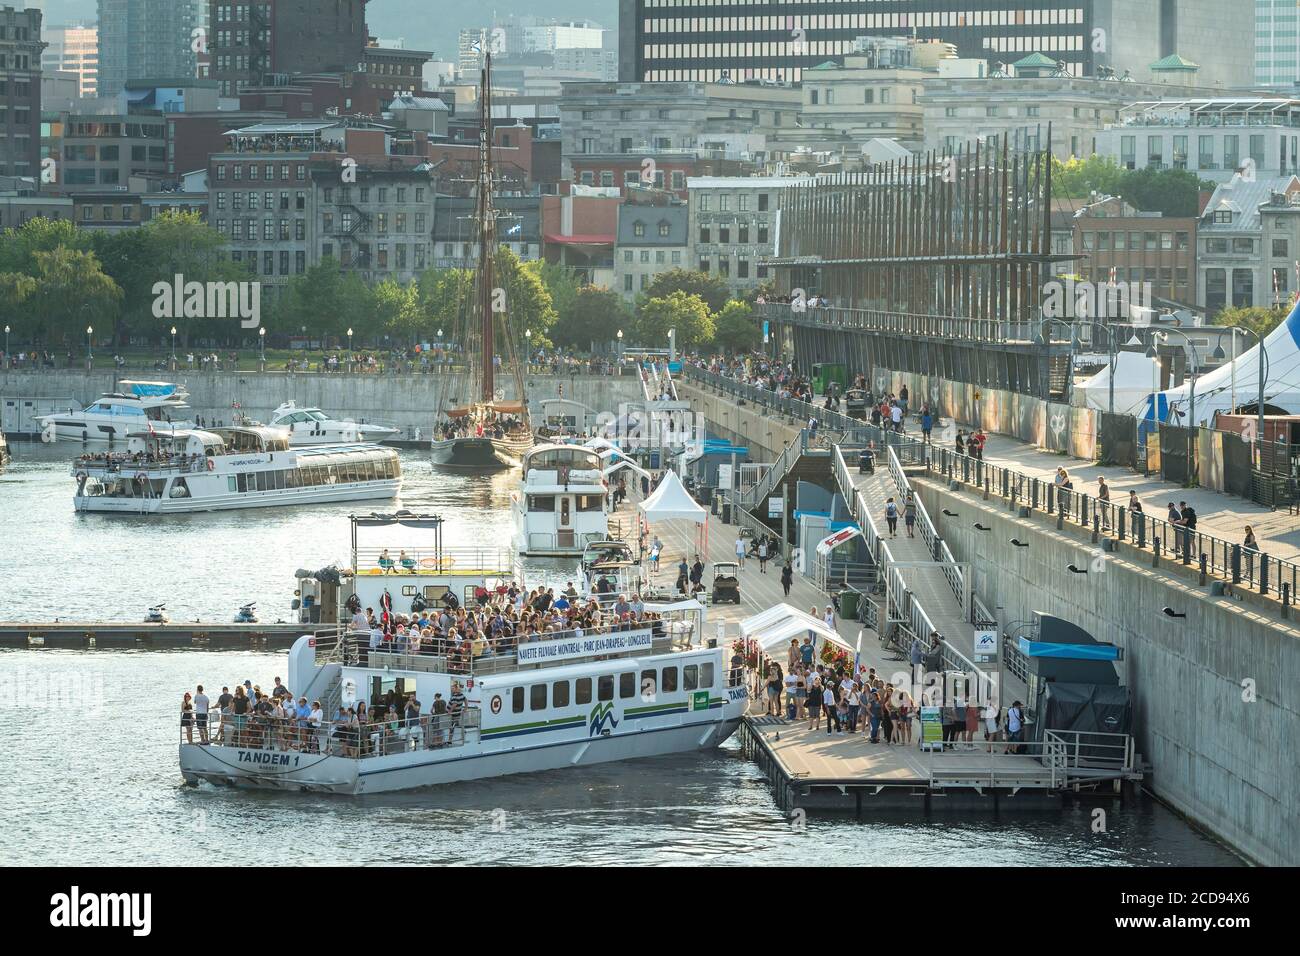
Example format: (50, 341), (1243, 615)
(0, 5), (45, 179)
(42, 22), (97, 97)
(209, 0), (369, 97)
(618, 0), (1252, 89)
(97, 0), (196, 97)
(687, 176), (802, 293)
(1257, 0), (1300, 90)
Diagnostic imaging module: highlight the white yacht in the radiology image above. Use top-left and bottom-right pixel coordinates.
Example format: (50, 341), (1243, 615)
(512, 443), (615, 557)
(269, 401), (401, 446)
(71, 426), (400, 514)
(179, 615), (744, 794)
(36, 381), (195, 442)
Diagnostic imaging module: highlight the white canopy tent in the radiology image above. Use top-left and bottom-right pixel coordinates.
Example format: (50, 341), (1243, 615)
(1157, 300), (1300, 426)
(638, 470), (707, 524)
(1075, 351), (1161, 416)
(738, 604), (853, 654)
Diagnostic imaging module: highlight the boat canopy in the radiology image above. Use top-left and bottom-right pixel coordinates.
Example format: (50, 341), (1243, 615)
(738, 603), (852, 653)
(212, 426), (291, 453)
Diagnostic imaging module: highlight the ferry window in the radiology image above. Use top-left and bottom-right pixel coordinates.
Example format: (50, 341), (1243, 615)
(529, 495), (556, 512)
(552, 681), (569, 707)
(256, 471), (270, 492)
(597, 675), (614, 702)
(227, 477), (237, 492)
(662, 667), (678, 692)
(530, 684), (547, 710)
(640, 669), (657, 700)
(361, 461), (374, 481)
(576, 495), (603, 512)
(700, 663), (714, 688)
(237, 473), (249, 493)
(286, 470), (300, 488)
(274, 470), (285, 490)
(683, 664), (698, 691)
(511, 687), (524, 713)
(576, 678), (592, 705)
(619, 672), (636, 699)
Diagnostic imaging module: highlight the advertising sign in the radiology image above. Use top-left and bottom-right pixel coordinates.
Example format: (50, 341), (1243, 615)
(919, 705), (944, 752)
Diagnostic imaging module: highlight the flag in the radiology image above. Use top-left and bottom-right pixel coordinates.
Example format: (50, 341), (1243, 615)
(506, 222), (521, 237)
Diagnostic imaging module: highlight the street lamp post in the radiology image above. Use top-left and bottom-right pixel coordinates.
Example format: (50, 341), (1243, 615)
(86, 325), (93, 366)
(3, 325), (8, 359)
(347, 326), (353, 360)
(170, 326), (177, 367)
(259, 326), (266, 365)
(616, 328), (623, 361)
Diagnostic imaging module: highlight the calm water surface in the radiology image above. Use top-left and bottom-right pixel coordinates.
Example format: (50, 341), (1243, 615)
(0, 445), (1242, 866)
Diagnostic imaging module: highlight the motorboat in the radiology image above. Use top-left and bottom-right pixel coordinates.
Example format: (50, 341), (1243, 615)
(268, 402), (400, 446)
(36, 381), (194, 442)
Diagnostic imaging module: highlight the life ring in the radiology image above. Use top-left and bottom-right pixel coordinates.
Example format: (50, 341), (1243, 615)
(75, 471), (88, 481)
(490, 695), (502, 715)
(206, 458), (215, 472)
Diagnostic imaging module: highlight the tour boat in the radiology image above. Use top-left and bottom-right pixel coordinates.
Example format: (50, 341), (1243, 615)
(178, 617), (745, 794)
(268, 401), (401, 446)
(71, 426), (400, 513)
(512, 443), (615, 556)
(36, 381), (194, 442)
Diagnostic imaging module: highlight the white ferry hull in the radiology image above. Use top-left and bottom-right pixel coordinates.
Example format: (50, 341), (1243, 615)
(179, 714), (743, 794)
(75, 479), (400, 514)
(41, 420), (193, 443)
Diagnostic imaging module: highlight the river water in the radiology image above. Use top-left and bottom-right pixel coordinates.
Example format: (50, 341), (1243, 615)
(0, 443), (1241, 865)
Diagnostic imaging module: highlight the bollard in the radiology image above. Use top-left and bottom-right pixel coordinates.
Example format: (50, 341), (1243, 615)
(1081, 496), (1089, 528)
(1231, 544), (1241, 585)
(1031, 480), (1039, 512)
(1092, 514), (1100, 544)
(1153, 538), (1161, 568)
(1284, 583), (1291, 620)
(1118, 508), (1126, 541)
(1137, 518), (1146, 550)
(983, 470), (990, 501)
(1261, 555), (1270, 596)
(1199, 553), (1207, 587)
(1057, 511), (1064, 531)
(1047, 484), (1055, 515)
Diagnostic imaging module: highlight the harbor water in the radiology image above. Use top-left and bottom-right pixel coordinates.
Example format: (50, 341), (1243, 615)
(0, 442), (1241, 866)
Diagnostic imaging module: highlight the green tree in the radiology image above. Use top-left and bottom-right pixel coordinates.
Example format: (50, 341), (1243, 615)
(416, 266), (473, 343)
(0, 217), (90, 276)
(1118, 167), (1213, 218)
(535, 261), (583, 327)
(372, 278), (421, 341)
(494, 248), (556, 347)
(551, 285), (631, 350)
(275, 258), (374, 339)
(24, 247), (123, 343)
(1216, 305), (1288, 338)
(711, 299), (760, 352)
(0, 271), (37, 336)
(1050, 156), (1127, 199)
(639, 268), (732, 314)
(635, 290), (714, 349)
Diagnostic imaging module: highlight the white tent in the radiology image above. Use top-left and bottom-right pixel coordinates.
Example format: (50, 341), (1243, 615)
(738, 604), (853, 653)
(638, 470), (707, 524)
(1158, 299), (1300, 426)
(1075, 351), (1161, 416)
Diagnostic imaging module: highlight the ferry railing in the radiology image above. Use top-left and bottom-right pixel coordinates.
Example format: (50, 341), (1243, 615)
(354, 545), (518, 576)
(72, 454), (211, 475)
(193, 710), (483, 757)
(925, 729), (1136, 789)
(929, 446), (1300, 604)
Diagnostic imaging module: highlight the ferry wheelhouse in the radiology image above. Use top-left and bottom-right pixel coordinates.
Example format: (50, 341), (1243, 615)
(36, 380), (194, 442)
(293, 513), (521, 627)
(71, 426), (400, 513)
(178, 616), (745, 794)
(512, 442), (613, 556)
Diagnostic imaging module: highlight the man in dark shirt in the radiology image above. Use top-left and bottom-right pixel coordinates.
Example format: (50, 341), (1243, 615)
(447, 681), (467, 743)
(1178, 501), (1198, 560)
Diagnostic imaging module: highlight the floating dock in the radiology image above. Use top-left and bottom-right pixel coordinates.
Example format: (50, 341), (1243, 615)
(0, 621), (308, 650)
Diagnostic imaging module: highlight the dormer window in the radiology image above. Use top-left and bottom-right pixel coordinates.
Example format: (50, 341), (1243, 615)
(633, 221), (645, 237)
(658, 221), (670, 237)
(1213, 210), (1232, 223)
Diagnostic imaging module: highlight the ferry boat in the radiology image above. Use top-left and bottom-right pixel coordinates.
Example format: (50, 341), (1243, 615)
(512, 443), (615, 556)
(36, 381), (194, 442)
(178, 616), (744, 794)
(268, 401), (401, 446)
(71, 426), (400, 513)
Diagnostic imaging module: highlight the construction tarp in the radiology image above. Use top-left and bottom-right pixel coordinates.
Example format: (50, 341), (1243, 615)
(738, 604), (852, 653)
(1159, 298), (1300, 426)
(638, 470), (707, 524)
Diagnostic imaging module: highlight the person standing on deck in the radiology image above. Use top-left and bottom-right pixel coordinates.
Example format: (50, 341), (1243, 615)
(194, 685), (209, 744)
(734, 534), (746, 569)
(1097, 476), (1112, 530)
(781, 560), (793, 596)
(757, 538), (769, 573)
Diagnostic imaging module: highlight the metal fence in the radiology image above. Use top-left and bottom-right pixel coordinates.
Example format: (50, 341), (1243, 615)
(930, 446), (1300, 602)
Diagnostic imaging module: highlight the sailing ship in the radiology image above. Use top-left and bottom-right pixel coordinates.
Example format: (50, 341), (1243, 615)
(431, 53), (534, 469)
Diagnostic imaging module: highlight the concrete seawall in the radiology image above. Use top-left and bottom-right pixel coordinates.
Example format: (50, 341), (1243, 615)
(1, 368), (645, 436)
(915, 476), (1299, 866)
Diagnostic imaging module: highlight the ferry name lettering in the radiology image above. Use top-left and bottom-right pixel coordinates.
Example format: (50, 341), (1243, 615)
(237, 750), (292, 765)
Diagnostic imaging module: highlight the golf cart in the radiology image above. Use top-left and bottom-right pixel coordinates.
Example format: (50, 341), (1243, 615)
(711, 562), (741, 604)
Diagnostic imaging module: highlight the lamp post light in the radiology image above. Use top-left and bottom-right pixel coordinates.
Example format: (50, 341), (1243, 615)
(617, 328), (623, 361)
(3, 324), (8, 358)
(347, 326), (353, 355)
(86, 325), (93, 364)
(170, 325), (177, 364)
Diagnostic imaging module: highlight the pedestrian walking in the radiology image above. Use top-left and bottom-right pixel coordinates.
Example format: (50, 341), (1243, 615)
(757, 538), (769, 573)
(781, 560), (793, 597)
(884, 497), (899, 537)
(903, 492), (917, 538)
(734, 533), (746, 569)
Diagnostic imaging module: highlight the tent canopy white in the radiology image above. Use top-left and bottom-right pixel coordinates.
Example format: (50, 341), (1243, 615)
(638, 470), (707, 524)
(1075, 351), (1161, 416)
(738, 603), (852, 653)
(1159, 299), (1300, 425)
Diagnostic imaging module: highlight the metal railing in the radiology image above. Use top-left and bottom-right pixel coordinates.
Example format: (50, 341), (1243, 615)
(751, 303), (1067, 345)
(681, 364), (863, 435)
(927, 729), (1136, 789)
(929, 446), (1300, 603)
(356, 545), (518, 575)
(188, 709), (482, 757)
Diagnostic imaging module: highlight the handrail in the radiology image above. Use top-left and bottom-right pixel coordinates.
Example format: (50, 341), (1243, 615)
(929, 445), (1300, 603)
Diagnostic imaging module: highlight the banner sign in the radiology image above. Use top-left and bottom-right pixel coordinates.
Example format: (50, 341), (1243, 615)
(516, 628), (654, 666)
(767, 497), (783, 519)
(717, 463), (733, 490)
(974, 629), (998, 664)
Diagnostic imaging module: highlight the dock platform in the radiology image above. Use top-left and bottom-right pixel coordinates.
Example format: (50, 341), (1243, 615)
(0, 621), (309, 650)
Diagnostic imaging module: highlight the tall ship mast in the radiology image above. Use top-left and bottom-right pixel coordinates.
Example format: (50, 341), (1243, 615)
(431, 52), (534, 469)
